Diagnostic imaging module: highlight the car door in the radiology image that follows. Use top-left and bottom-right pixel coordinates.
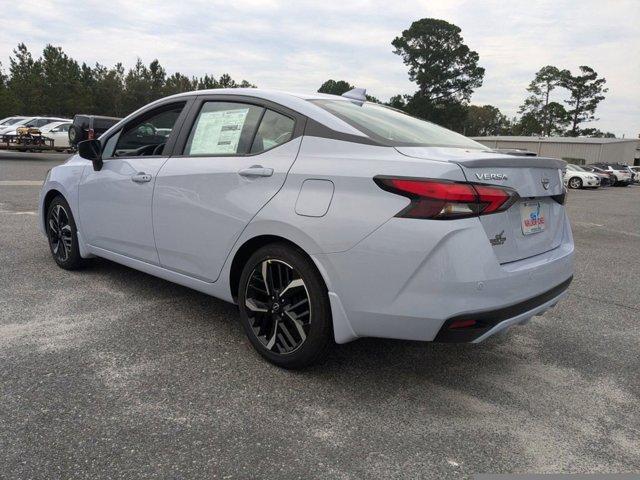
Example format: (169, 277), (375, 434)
(47, 124), (70, 147)
(153, 96), (304, 282)
(78, 100), (191, 264)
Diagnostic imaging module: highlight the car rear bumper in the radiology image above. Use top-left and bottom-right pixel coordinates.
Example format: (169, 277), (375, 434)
(434, 276), (572, 342)
(315, 213), (574, 344)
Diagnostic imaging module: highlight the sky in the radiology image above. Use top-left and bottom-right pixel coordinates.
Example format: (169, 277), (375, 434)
(1, 0), (638, 137)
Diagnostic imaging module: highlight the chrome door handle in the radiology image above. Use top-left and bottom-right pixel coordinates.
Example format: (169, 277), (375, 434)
(131, 173), (152, 183)
(238, 165), (274, 178)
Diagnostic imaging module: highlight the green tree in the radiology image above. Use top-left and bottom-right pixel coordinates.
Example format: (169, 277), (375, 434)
(318, 79), (354, 96)
(463, 105), (510, 136)
(40, 45), (86, 116)
(391, 19), (484, 132)
(0, 62), (18, 117)
(164, 72), (196, 96)
(7, 43), (44, 114)
(92, 63), (125, 116)
(403, 94), (468, 133)
(392, 18), (484, 103)
(561, 66), (607, 136)
(518, 66), (569, 136)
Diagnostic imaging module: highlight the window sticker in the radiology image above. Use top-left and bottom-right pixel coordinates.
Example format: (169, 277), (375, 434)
(190, 108), (249, 154)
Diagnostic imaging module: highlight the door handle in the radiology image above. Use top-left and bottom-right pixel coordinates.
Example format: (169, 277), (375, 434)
(238, 165), (274, 178)
(131, 173), (152, 183)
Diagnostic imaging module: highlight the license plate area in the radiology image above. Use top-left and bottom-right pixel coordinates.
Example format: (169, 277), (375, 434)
(520, 201), (545, 235)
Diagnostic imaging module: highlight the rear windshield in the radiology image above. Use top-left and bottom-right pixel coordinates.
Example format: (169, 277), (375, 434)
(93, 118), (120, 130)
(310, 99), (485, 149)
(2, 118), (23, 126)
(74, 116), (90, 128)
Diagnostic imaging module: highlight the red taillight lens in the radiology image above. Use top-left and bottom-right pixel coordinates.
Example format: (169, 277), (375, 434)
(374, 177), (519, 220)
(88, 128), (95, 140)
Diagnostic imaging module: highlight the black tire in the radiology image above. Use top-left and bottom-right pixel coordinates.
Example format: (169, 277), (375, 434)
(568, 177), (582, 189)
(238, 243), (333, 369)
(68, 125), (82, 145)
(46, 195), (84, 270)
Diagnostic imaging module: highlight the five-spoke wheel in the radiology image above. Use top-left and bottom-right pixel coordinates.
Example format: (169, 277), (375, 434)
(46, 195), (83, 270)
(238, 243), (332, 369)
(244, 259), (311, 354)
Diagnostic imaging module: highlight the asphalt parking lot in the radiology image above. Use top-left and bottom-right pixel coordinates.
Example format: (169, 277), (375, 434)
(1, 152), (639, 479)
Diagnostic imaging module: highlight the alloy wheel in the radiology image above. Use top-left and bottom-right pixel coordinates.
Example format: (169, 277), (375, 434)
(48, 204), (73, 262)
(569, 178), (581, 189)
(244, 259), (311, 355)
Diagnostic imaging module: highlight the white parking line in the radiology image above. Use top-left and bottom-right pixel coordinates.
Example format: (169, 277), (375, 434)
(0, 210), (37, 215)
(575, 221), (640, 238)
(0, 180), (43, 186)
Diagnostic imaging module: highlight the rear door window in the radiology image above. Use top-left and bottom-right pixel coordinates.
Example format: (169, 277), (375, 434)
(250, 110), (295, 154)
(184, 102), (264, 156)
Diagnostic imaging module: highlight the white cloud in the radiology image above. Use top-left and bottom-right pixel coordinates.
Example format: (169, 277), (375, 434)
(0, 0), (638, 137)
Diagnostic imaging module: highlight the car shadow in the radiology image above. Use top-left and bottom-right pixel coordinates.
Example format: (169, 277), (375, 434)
(79, 256), (522, 407)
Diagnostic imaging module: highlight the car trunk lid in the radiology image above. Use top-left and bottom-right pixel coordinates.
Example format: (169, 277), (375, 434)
(395, 147), (567, 264)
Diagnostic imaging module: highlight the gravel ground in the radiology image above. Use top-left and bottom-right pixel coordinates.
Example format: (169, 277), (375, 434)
(1, 155), (639, 479)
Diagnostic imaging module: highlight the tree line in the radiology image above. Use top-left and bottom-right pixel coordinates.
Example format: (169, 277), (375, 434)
(1, 20), (611, 137)
(0, 43), (255, 119)
(319, 18), (611, 138)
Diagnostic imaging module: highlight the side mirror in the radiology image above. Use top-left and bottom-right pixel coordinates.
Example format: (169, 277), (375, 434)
(78, 139), (103, 171)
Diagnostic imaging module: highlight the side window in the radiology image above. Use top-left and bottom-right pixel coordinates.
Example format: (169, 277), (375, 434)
(250, 110), (295, 154)
(184, 102), (264, 156)
(114, 102), (185, 157)
(102, 131), (121, 159)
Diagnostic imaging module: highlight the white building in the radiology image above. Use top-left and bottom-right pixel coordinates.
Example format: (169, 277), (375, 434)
(471, 136), (639, 166)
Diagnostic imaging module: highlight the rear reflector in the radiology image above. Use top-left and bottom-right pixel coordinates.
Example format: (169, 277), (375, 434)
(449, 319), (477, 329)
(374, 176), (519, 220)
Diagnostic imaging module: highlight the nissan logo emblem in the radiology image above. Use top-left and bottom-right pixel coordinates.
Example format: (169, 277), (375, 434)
(541, 177), (550, 190)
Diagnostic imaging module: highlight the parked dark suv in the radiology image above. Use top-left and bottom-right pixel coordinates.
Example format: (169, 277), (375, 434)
(68, 115), (121, 148)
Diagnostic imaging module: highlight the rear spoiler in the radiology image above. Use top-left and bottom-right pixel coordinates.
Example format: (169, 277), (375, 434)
(455, 156), (566, 169)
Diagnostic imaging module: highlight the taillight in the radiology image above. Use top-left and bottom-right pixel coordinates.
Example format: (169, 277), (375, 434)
(88, 128), (95, 140)
(374, 176), (519, 220)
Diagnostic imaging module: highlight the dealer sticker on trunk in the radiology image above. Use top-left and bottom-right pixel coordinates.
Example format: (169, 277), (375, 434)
(520, 201), (545, 235)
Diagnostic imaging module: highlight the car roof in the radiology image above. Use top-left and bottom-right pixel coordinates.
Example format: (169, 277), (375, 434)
(149, 88), (368, 138)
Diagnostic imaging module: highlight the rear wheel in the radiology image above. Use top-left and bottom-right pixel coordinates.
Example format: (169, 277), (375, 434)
(568, 177), (582, 189)
(238, 243), (333, 369)
(46, 195), (84, 270)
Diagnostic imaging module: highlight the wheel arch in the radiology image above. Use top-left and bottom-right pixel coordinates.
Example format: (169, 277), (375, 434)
(42, 188), (65, 231)
(229, 234), (325, 302)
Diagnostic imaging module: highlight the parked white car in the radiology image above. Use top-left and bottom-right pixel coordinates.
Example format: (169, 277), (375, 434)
(0, 116), (28, 128)
(563, 164), (600, 189)
(630, 166), (640, 183)
(0, 116), (71, 136)
(38, 88), (574, 368)
(40, 121), (72, 148)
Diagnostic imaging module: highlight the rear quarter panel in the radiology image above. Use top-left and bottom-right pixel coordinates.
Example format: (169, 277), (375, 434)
(248, 136), (467, 255)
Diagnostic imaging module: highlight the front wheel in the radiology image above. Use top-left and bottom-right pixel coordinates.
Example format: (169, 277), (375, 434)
(568, 177), (582, 189)
(46, 195), (84, 270)
(238, 243), (333, 369)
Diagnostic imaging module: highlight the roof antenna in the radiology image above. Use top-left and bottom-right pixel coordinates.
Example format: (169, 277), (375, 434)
(341, 88), (367, 104)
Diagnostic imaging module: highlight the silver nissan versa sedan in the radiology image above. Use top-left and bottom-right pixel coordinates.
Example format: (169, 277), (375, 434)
(39, 88), (574, 368)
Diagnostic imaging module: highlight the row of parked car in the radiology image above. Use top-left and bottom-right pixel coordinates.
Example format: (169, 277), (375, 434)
(0, 115), (120, 150)
(563, 163), (638, 189)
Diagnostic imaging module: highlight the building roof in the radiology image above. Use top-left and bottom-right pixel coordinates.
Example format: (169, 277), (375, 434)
(472, 136), (638, 145)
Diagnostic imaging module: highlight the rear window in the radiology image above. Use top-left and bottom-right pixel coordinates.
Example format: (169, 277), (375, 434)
(94, 118), (119, 130)
(74, 116), (90, 128)
(310, 99), (485, 149)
